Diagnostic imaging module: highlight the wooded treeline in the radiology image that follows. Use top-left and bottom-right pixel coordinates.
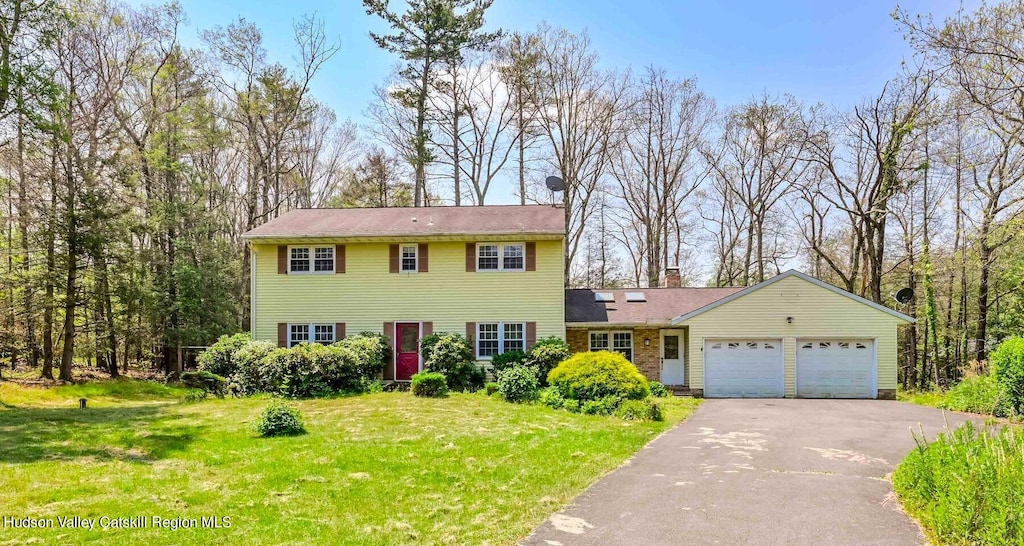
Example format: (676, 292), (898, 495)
(0, 0), (1021, 391)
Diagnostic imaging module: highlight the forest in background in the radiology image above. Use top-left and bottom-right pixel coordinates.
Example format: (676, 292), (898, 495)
(0, 0), (1021, 391)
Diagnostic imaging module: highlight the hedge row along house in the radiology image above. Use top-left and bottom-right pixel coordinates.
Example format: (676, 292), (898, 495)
(242, 205), (913, 399)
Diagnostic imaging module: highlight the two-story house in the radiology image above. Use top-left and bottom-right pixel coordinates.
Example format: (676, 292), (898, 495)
(241, 205), (565, 381)
(243, 205), (913, 399)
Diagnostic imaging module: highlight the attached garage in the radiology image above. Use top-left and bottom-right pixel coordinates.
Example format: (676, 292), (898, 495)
(704, 339), (784, 398)
(796, 339), (876, 398)
(672, 270), (914, 399)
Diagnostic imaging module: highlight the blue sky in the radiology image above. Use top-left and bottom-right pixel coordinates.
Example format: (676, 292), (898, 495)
(130, 0), (974, 208)
(151, 0), (972, 124)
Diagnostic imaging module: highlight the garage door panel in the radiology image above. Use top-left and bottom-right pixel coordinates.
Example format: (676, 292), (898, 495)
(704, 339), (784, 398)
(796, 339), (875, 398)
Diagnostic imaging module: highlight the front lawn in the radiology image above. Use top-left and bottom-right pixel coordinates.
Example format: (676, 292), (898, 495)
(0, 380), (699, 545)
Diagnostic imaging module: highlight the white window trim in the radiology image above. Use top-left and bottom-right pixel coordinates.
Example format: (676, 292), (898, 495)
(288, 245), (335, 275)
(476, 242), (525, 272)
(287, 322), (335, 347)
(400, 243), (418, 274)
(476, 321), (527, 360)
(589, 330), (633, 361)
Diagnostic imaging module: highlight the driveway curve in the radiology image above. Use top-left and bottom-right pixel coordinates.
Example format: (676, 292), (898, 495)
(523, 399), (976, 546)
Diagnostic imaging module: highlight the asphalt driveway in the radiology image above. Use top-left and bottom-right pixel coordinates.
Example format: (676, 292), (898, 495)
(523, 399), (977, 546)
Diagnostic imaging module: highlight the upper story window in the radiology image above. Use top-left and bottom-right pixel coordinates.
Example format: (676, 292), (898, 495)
(314, 247), (335, 272)
(290, 323), (335, 347)
(503, 244), (524, 270)
(401, 244), (418, 272)
(477, 243), (524, 272)
(290, 246), (334, 274)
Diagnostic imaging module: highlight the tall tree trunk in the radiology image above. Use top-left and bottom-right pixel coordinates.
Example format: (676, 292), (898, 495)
(17, 97), (38, 370)
(905, 263), (919, 390)
(41, 131), (57, 380)
(59, 85), (77, 382)
(518, 91), (526, 205)
(976, 222), (992, 362)
(98, 256), (117, 377)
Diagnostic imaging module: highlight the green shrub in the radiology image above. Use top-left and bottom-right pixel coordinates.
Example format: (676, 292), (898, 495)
(941, 373), (1010, 417)
(261, 343), (373, 398)
(228, 340), (277, 396)
(419, 332), (457, 363)
(484, 382), (499, 396)
(356, 378), (384, 394)
(580, 395), (622, 415)
(615, 398), (663, 421)
(411, 372), (448, 397)
(563, 399), (581, 413)
(490, 350), (527, 375)
(254, 400), (306, 437)
(547, 351), (650, 404)
(197, 333), (252, 378)
(893, 422), (1024, 545)
(497, 365), (540, 403)
(422, 333), (484, 391)
(538, 386), (565, 409)
(524, 337), (571, 386)
(992, 337), (1024, 415)
(183, 389), (208, 403)
(649, 381), (670, 398)
(337, 333), (391, 376)
(180, 371), (227, 397)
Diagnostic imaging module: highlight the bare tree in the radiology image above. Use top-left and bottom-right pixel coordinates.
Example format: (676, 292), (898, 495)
(611, 67), (712, 286)
(704, 94), (806, 285)
(496, 31), (544, 204)
(800, 74), (933, 301)
(533, 25), (630, 282)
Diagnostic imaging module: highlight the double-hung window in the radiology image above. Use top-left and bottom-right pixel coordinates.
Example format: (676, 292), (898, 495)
(401, 244), (418, 272)
(477, 243), (524, 271)
(289, 323), (335, 347)
(589, 331), (633, 361)
(476, 322), (526, 359)
(314, 247), (335, 272)
(290, 246), (334, 274)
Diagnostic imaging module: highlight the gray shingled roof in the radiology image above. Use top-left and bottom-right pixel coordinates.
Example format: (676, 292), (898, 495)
(566, 287), (744, 325)
(241, 205), (565, 239)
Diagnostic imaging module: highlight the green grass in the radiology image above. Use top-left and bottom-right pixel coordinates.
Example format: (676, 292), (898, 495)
(900, 373), (1015, 418)
(0, 380), (700, 545)
(0, 378), (189, 407)
(898, 389), (948, 408)
(893, 422), (1024, 545)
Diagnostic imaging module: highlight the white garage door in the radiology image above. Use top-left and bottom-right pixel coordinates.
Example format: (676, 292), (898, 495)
(796, 340), (876, 398)
(704, 340), (784, 398)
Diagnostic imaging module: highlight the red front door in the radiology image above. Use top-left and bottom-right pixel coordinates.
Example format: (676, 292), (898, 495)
(396, 323), (420, 381)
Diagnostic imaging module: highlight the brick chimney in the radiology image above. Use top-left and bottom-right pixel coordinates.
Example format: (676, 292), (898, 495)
(663, 267), (681, 288)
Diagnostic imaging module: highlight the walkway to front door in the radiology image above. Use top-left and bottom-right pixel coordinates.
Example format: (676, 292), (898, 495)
(395, 323), (420, 381)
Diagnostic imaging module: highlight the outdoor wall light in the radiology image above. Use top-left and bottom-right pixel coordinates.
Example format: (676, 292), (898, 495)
(644, 338), (651, 347)
(786, 316), (794, 324)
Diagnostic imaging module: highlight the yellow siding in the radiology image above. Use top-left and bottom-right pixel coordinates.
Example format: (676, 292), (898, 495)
(684, 275), (905, 396)
(251, 240), (565, 347)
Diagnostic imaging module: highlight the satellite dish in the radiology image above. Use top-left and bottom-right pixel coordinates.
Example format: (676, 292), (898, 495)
(895, 287), (914, 304)
(545, 176), (565, 192)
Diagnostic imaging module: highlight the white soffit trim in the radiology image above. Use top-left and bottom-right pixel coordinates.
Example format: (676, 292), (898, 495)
(669, 269), (916, 325)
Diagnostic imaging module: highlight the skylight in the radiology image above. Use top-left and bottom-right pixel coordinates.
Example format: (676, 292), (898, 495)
(625, 292), (647, 302)
(594, 292), (614, 302)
